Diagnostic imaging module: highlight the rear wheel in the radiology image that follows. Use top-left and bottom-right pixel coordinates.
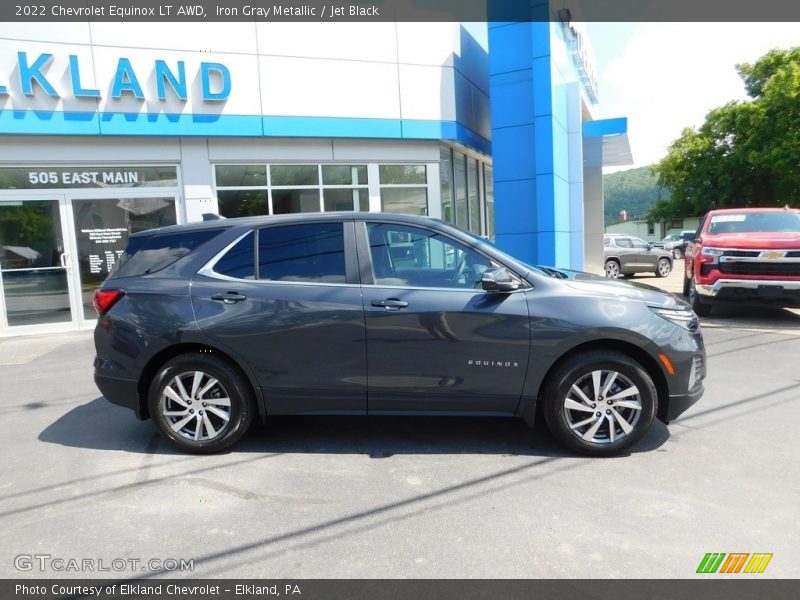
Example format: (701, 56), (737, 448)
(604, 260), (620, 279)
(655, 258), (672, 278)
(542, 351), (657, 457)
(148, 353), (255, 453)
(673, 248), (683, 260)
(688, 278), (712, 317)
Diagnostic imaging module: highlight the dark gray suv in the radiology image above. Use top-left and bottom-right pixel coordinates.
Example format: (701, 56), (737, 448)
(93, 213), (705, 456)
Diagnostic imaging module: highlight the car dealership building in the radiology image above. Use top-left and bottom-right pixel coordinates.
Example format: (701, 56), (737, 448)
(0, 16), (630, 336)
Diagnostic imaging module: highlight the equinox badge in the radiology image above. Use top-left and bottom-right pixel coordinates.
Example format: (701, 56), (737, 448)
(468, 360), (520, 368)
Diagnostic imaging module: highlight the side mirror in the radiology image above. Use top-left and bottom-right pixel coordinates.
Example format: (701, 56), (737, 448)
(481, 268), (520, 292)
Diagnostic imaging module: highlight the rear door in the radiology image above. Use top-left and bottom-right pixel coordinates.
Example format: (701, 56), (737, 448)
(357, 220), (530, 414)
(191, 221), (367, 414)
(631, 237), (657, 269)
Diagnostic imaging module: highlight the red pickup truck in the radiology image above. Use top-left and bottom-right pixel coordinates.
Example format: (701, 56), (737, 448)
(684, 207), (800, 316)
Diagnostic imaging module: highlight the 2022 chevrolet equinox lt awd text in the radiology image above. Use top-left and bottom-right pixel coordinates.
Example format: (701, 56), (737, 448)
(93, 213), (705, 456)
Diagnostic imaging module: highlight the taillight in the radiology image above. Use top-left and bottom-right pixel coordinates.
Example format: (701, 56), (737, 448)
(93, 289), (125, 315)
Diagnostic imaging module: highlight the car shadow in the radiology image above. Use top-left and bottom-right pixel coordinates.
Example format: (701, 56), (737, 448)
(39, 397), (670, 458)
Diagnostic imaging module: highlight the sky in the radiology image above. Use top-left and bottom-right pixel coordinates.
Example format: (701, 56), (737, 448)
(584, 23), (800, 171)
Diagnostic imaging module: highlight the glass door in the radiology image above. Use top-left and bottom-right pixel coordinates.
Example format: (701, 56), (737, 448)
(0, 198), (78, 332)
(67, 194), (178, 326)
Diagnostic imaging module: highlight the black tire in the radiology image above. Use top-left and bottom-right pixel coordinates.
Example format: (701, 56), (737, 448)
(148, 353), (255, 453)
(682, 273), (690, 297)
(688, 278), (712, 317)
(673, 248), (683, 260)
(604, 259), (621, 279)
(655, 257), (672, 278)
(542, 350), (657, 457)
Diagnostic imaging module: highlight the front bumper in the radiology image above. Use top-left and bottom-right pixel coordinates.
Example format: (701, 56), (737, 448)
(665, 385), (704, 422)
(696, 278), (800, 305)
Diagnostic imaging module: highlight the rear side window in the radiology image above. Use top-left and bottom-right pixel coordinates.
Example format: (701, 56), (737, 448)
(213, 232), (255, 279)
(258, 223), (346, 283)
(112, 229), (224, 278)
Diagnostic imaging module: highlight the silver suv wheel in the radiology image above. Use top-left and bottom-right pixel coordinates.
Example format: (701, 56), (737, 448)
(563, 370), (642, 444)
(161, 370), (232, 442)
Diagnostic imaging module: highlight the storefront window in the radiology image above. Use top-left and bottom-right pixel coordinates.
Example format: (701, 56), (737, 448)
(378, 165), (426, 185)
(72, 197), (177, 319)
(453, 153), (467, 229)
(323, 188), (368, 212)
(440, 148), (454, 224)
(467, 157), (481, 234)
(272, 189), (321, 214)
(379, 164), (428, 216)
(270, 165), (319, 187)
(215, 164), (368, 217)
(217, 190), (269, 218)
(322, 165), (367, 185)
(380, 188), (428, 216)
(484, 165), (495, 240)
(0, 200), (71, 326)
(214, 165), (267, 187)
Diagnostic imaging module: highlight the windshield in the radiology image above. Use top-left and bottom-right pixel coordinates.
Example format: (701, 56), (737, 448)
(661, 234), (679, 241)
(708, 211), (800, 234)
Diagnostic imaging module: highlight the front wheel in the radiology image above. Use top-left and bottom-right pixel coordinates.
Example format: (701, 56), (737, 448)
(655, 258), (672, 278)
(542, 351), (657, 457)
(673, 248), (683, 260)
(688, 278), (712, 317)
(148, 353), (255, 453)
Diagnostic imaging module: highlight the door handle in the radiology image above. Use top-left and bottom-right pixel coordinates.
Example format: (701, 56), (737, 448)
(372, 298), (409, 310)
(211, 291), (247, 304)
(59, 253), (69, 269)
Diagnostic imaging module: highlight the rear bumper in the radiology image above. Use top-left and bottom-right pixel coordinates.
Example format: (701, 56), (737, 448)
(665, 385), (704, 423)
(696, 279), (800, 305)
(95, 372), (144, 419)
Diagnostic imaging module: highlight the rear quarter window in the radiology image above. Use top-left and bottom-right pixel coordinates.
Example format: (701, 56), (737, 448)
(111, 228), (225, 278)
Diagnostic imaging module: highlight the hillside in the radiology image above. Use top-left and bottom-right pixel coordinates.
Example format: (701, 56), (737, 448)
(603, 166), (665, 225)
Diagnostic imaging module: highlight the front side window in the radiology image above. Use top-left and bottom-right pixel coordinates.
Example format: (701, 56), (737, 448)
(616, 238), (633, 248)
(367, 223), (492, 289)
(632, 238), (650, 249)
(258, 223), (346, 283)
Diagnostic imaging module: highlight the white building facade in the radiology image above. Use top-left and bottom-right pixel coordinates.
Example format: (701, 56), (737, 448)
(0, 22), (493, 335)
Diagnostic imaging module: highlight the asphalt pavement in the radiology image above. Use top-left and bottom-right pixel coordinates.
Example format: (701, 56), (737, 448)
(0, 281), (798, 578)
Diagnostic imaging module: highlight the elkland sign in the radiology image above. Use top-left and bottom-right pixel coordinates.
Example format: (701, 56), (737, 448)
(0, 51), (231, 102)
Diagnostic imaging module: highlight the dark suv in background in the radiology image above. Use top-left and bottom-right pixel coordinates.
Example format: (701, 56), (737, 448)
(652, 230), (695, 260)
(94, 213), (705, 456)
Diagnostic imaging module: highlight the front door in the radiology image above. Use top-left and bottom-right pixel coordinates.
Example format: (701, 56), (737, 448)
(0, 198), (78, 333)
(358, 221), (530, 414)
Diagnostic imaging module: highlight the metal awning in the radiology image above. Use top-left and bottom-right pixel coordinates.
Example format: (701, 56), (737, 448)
(582, 117), (633, 167)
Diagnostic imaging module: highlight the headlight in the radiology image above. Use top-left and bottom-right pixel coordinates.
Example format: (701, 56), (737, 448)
(701, 247), (724, 256)
(649, 306), (700, 331)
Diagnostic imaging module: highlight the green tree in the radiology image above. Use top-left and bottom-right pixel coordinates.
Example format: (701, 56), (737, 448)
(651, 48), (800, 220)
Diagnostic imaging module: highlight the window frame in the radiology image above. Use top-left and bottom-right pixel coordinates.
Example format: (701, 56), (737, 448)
(200, 221), (359, 286)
